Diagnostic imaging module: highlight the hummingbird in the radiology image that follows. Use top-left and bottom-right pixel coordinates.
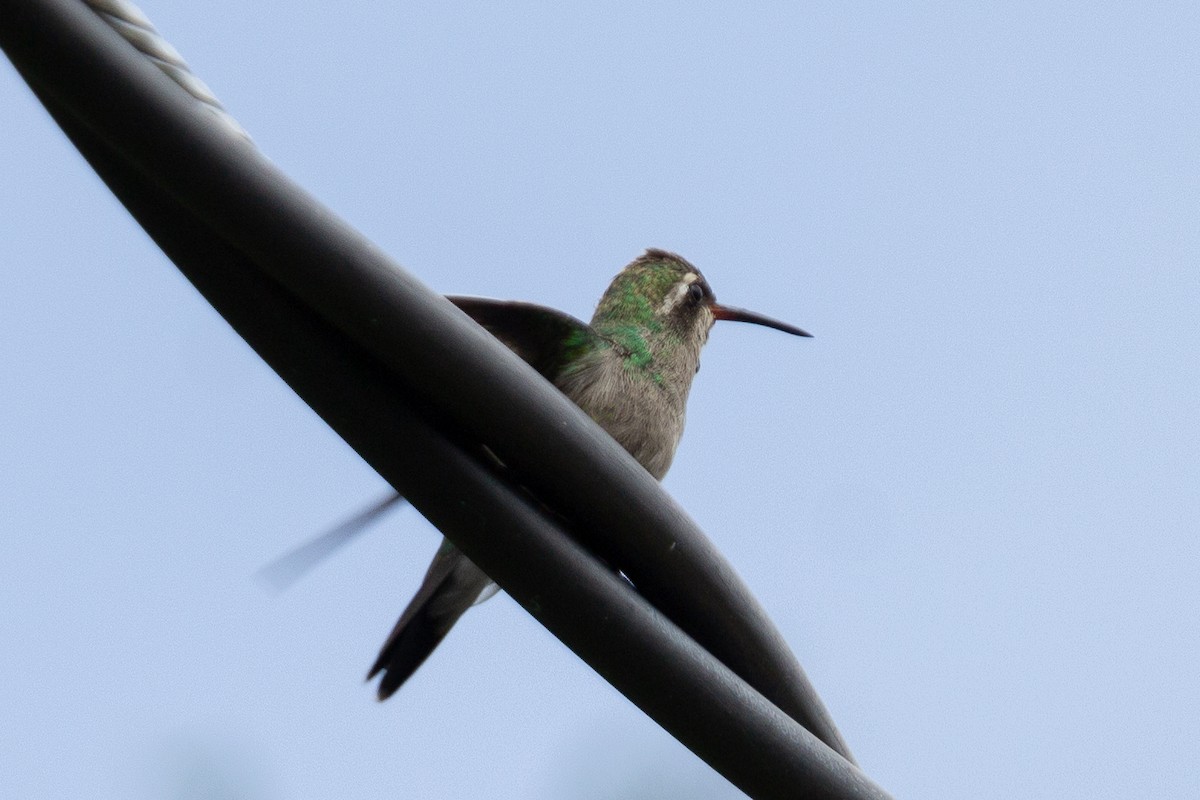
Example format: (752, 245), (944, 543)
(260, 249), (811, 697)
(362, 248), (811, 699)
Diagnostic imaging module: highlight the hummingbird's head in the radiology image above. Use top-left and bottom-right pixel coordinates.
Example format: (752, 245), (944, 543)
(592, 249), (811, 345)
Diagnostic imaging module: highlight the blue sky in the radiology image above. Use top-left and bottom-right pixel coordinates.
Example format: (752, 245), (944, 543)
(3, 2), (1198, 798)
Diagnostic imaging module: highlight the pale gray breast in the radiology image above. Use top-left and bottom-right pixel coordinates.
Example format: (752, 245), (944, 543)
(554, 348), (688, 481)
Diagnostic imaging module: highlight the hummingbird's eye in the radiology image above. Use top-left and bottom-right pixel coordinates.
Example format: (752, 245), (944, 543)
(687, 283), (706, 303)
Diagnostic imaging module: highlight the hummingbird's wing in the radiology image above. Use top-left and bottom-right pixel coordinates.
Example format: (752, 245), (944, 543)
(447, 296), (599, 381)
(256, 493), (406, 592)
(367, 538), (493, 699)
(257, 298), (595, 588)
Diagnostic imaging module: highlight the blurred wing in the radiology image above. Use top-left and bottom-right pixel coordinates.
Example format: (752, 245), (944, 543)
(448, 296), (598, 380)
(256, 493), (405, 591)
(258, 298), (593, 591)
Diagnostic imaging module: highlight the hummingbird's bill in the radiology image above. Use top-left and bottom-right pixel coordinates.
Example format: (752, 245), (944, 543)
(710, 304), (812, 337)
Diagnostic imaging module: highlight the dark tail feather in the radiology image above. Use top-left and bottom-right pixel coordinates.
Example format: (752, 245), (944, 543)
(369, 601), (457, 699)
(368, 541), (492, 699)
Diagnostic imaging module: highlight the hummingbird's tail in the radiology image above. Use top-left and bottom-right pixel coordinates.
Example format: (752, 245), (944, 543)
(367, 539), (493, 699)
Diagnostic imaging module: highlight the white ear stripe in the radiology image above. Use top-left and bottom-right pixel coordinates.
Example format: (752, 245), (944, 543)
(658, 272), (700, 315)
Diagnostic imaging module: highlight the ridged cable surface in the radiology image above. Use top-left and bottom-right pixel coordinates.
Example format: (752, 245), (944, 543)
(83, 0), (250, 140)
